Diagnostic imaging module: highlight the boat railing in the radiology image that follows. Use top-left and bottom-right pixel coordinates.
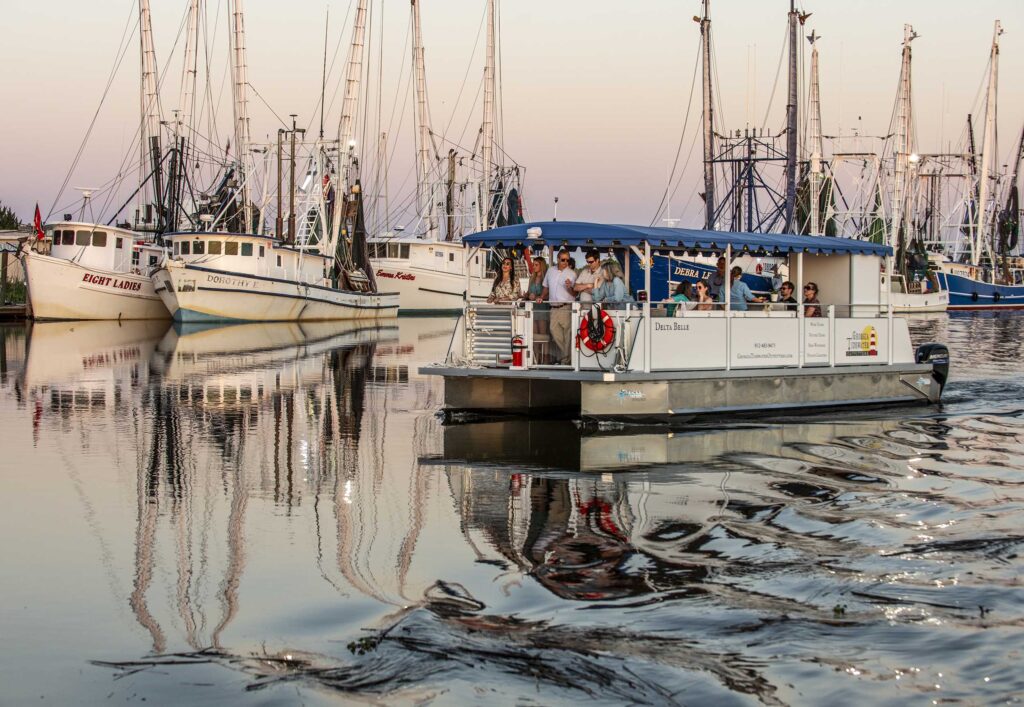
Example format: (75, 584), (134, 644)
(453, 300), (899, 373)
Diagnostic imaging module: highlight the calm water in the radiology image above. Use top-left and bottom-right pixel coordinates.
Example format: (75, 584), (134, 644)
(1, 314), (1022, 705)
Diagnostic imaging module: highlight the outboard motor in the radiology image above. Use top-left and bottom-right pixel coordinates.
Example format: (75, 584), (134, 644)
(915, 342), (950, 393)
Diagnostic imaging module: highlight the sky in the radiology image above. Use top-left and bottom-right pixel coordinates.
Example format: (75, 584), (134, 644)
(1, 0), (1022, 229)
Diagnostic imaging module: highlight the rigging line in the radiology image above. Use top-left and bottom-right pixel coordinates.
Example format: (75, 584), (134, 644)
(305, 0), (355, 136)
(100, 1), (196, 220)
(247, 81), (290, 129)
(649, 41), (701, 226)
(759, 23), (789, 131)
(439, 2), (487, 141)
(47, 3), (139, 220)
(454, 77), (484, 155)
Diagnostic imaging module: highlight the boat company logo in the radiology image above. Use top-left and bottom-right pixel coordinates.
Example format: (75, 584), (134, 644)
(845, 325), (878, 356)
(81, 273), (143, 292)
(616, 389), (646, 401)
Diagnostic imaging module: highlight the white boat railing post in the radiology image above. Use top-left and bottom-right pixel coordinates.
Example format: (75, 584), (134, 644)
(886, 253), (894, 365)
(796, 251), (804, 368)
(725, 244), (732, 371)
(644, 241), (652, 373)
(465, 246), (478, 303)
(572, 302), (580, 371)
(827, 304), (835, 367)
(524, 301), (533, 369)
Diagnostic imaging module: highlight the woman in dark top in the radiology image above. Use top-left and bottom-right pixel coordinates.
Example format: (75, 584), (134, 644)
(803, 282), (822, 317)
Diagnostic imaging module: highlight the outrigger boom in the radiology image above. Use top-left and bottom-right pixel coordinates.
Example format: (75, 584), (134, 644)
(421, 222), (950, 420)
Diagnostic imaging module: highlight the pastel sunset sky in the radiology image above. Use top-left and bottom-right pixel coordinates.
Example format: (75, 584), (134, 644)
(1, 0), (1021, 228)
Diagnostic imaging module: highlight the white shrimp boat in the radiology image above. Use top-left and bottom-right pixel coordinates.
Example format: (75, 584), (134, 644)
(422, 222), (950, 420)
(153, 232), (398, 322)
(23, 222), (169, 321)
(369, 237), (494, 313)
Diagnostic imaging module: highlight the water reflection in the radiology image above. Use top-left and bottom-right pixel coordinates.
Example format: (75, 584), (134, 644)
(2, 315), (1023, 704)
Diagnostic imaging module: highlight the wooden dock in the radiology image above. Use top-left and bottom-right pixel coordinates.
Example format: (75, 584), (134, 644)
(0, 304), (27, 321)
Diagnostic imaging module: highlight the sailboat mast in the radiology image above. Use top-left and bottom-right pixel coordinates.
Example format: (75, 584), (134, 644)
(229, 0), (252, 232)
(783, 0), (799, 232)
(139, 0), (164, 231)
(171, 0), (200, 232)
(328, 0), (368, 254)
(807, 31), (824, 235)
(700, 0), (716, 230)
(974, 20), (1002, 272)
(411, 0), (437, 241)
(890, 24), (916, 260)
(480, 0), (496, 233)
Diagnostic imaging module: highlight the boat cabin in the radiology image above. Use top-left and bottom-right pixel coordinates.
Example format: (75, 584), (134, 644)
(45, 221), (164, 273)
(165, 232), (346, 288)
(369, 235), (491, 279)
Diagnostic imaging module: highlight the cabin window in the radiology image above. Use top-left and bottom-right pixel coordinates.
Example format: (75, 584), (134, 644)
(181, 241), (191, 255)
(436, 251), (444, 258)
(400, 244), (410, 259)
(192, 240), (205, 254)
(241, 243), (253, 257)
(225, 242), (239, 256)
(76, 231), (90, 246)
(115, 238), (123, 249)
(276, 254), (282, 267)
(449, 253), (455, 262)
(208, 241), (222, 255)
(62, 230), (75, 245)
(259, 245), (265, 258)
(173, 242), (179, 255)
(388, 243), (400, 259)
(474, 255), (479, 264)
(149, 255), (158, 266)
(132, 250), (140, 266)
(92, 232), (107, 247)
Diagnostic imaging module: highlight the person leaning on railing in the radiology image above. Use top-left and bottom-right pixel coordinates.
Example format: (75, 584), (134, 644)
(592, 261), (632, 308)
(803, 282), (822, 317)
(728, 266), (764, 311)
(486, 256), (523, 303)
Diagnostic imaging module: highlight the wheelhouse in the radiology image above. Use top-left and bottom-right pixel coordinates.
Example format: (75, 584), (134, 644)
(45, 222), (164, 273)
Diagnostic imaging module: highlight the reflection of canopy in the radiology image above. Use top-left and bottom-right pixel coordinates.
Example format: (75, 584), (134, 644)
(463, 221), (893, 256)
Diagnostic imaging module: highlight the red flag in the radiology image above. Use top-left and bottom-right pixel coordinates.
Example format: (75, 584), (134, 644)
(33, 204), (45, 240)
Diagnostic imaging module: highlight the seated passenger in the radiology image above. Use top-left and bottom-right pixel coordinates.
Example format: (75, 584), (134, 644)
(803, 282), (822, 317)
(728, 266), (764, 311)
(693, 280), (715, 310)
(592, 261), (632, 306)
(486, 257), (523, 303)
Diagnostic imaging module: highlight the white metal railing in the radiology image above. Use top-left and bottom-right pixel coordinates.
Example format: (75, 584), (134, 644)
(453, 300), (899, 373)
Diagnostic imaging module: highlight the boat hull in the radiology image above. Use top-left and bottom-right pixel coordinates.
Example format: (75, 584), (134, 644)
(424, 363), (943, 421)
(153, 264), (399, 322)
(889, 288), (949, 313)
(23, 251), (169, 321)
(938, 272), (1024, 309)
(372, 262), (492, 313)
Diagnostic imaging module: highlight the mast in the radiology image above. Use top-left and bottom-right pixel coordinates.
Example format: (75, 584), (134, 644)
(411, 0), (438, 241)
(807, 30), (824, 235)
(974, 20), (1002, 273)
(139, 0), (164, 231)
(328, 0), (368, 255)
(480, 0), (496, 233)
(229, 0), (252, 232)
(700, 0), (716, 230)
(170, 0), (201, 232)
(783, 0), (799, 232)
(890, 24), (917, 264)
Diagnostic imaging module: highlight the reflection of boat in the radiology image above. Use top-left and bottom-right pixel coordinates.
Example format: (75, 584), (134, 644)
(23, 319), (170, 390)
(435, 417), (902, 473)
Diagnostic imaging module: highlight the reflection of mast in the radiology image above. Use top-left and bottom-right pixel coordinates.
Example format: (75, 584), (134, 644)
(212, 463), (248, 648)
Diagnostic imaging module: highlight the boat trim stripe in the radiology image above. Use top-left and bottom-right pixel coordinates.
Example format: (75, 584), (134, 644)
(181, 264), (399, 297)
(195, 286), (399, 310)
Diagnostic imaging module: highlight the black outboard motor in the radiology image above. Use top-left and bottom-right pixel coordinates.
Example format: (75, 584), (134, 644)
(915, 342), (950, 393)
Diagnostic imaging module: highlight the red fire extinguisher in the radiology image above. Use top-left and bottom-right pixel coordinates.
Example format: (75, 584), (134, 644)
(511, 335), (525, 367)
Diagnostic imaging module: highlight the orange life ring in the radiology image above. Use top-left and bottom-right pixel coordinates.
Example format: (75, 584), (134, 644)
(578, 308), (615, 352)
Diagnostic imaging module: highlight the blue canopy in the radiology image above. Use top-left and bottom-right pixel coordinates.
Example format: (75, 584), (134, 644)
(462, 221), (893, 256)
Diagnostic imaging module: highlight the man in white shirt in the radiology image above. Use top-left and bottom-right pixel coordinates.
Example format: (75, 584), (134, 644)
(573, 248), (602, 303)
(540, 249), (577, 364)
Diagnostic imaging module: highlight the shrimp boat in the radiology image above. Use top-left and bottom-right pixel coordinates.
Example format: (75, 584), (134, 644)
(23, 222), (168, 320)
(421, 222), (950, 420)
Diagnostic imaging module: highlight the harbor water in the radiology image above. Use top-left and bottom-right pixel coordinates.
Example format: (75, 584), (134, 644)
(0, 314), (1022, 705)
